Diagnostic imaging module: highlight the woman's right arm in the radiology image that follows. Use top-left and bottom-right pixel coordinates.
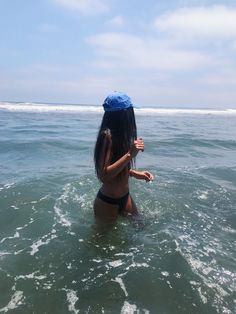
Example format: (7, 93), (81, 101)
(99, 137), (144, 183)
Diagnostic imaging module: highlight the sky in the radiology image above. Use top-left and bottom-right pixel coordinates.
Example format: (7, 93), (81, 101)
(1, 0), (236, 108)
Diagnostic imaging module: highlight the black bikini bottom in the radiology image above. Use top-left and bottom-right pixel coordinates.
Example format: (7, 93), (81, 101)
(97, 190), (129, 212)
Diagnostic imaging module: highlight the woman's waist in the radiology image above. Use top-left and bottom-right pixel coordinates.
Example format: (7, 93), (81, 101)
(100, 183), (129, 198)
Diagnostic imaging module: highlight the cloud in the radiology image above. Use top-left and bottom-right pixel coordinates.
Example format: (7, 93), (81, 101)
(52, 0), (109, 15)
(198, 69), (236, 89)
(87, 32), (211, 71)
(84, 5), (236, 107)
(107, 15), (125, 28)
(154, 5), (236, 40)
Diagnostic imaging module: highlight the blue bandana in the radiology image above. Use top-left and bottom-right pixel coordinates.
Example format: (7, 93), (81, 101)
(103, 91), (133, 112)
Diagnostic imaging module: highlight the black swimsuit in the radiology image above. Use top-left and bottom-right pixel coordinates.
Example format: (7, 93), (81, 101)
(97, 190), (129, 212)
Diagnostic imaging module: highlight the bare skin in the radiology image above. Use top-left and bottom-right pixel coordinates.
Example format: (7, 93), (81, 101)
(94, 137), (154, 224)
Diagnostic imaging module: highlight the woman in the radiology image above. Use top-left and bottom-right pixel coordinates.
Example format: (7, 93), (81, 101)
(94, 91), (154, 223)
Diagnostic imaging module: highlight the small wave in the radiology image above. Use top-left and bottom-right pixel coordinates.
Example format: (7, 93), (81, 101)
(137, 108), (236, 116)
(0, 102), (102, 113)
(1, 102), (236, 115)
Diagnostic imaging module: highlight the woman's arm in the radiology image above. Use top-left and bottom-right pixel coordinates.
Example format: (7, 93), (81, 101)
(129, 169), (154, 182)
(99, 137), (144, 183)
(101, 152), (132, 182)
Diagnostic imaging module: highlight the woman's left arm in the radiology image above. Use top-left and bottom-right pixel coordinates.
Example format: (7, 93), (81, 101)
(129, 169), (154, 182)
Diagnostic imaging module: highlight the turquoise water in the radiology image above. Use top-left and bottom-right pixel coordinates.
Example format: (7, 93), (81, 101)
(0, 103), (236, 313)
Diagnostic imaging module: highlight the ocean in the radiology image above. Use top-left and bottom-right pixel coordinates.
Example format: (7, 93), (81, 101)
(0, 101), (235, 314)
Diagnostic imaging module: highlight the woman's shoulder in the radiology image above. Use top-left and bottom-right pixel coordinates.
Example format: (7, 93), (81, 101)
(99, 128), (112, 143)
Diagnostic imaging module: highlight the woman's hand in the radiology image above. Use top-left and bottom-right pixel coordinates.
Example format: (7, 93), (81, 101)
(129, 138), (144, 158)
(130, 170), (154, 182)
(138, 171), (154, 182)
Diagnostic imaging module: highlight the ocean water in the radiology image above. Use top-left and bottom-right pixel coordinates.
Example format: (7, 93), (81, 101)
(0, 102), (235, 314)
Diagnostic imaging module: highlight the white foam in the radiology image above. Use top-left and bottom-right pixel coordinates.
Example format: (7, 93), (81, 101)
(42, 283), (53, 290)
(197, 287), (208, 304)
(10, 205), (19, 210)
(39, 194), (50, 201)
(121, 301), (137, 314)
(30, 233), (57, 256)
(121, 301), (150, 314)
(186, 256), (230, 299)
(54, 205), (72, 228)
(0, 232), (20, 244)
(221, 226), (236, 234)
(161, 271), (169, 277)
(53, 184), (78, 228)
(16, 218), (35, 231)
(108, 260), (123, 268)
(0, 251), (11, 259)
(135, 262), (149, 268)
(115, 252), (133, 257)
(63, 289), (79, 314)
(198, 190), (209, 200)
(92, 259), (102, 263)
(14, 249), (25, 256)
(125, 262), (149, 271)
(67, 263), (72, 270)
(1, 102), (236, 115)
(15, 271), (46, 281)
(0, 291), (24, 312)
(0, 182), (15, 192)
(174, 273), (182, 278)
(112, 277), (128, 297)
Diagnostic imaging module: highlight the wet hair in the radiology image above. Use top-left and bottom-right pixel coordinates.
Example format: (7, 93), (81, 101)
(94, 107), (137, 180)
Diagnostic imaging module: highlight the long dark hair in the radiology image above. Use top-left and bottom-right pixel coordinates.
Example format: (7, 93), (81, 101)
(94, 107), (137, 180)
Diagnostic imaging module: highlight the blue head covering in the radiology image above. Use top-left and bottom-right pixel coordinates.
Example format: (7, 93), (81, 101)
(103, 91), (133, 112)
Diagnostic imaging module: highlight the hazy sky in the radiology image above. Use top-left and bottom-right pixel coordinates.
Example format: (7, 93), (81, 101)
(1, 0), (236, 107)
